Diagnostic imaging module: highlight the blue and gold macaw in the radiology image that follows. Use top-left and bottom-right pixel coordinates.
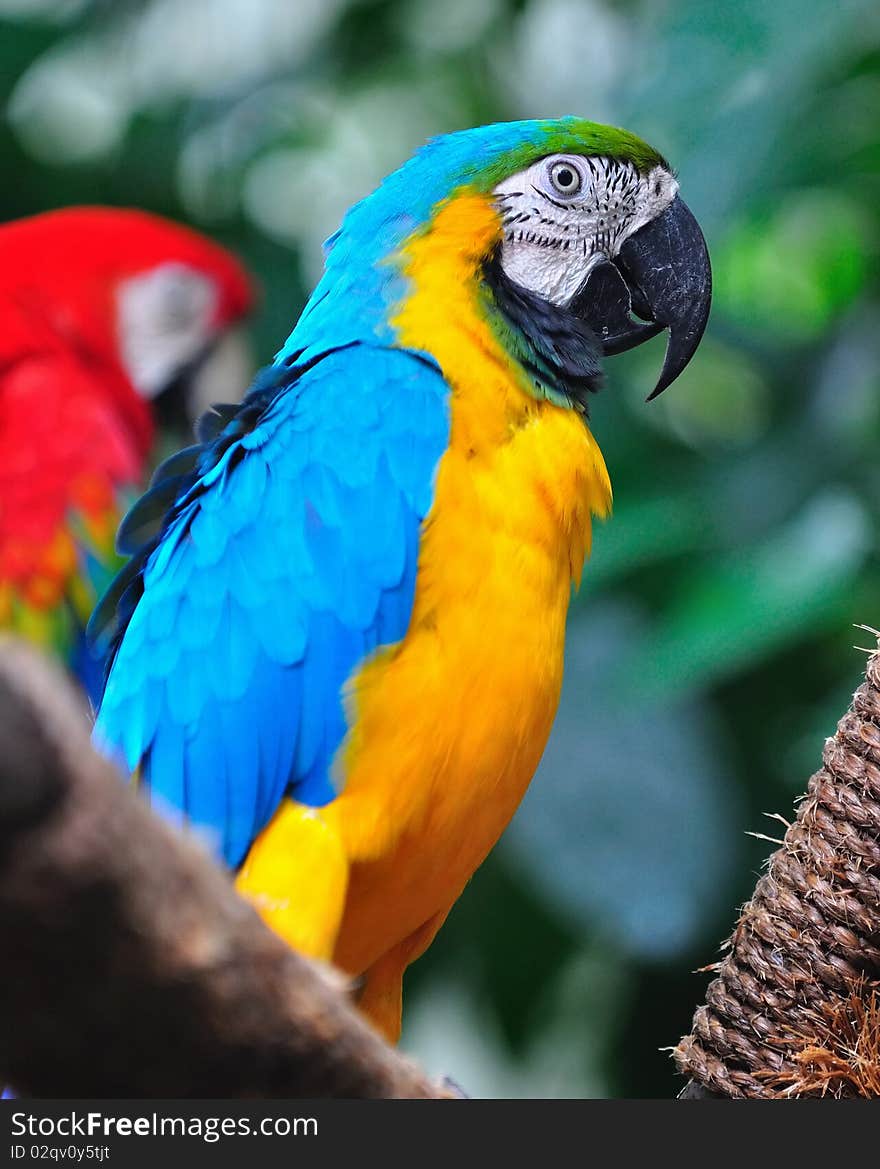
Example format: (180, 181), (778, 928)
(90, 118), (711, 1042)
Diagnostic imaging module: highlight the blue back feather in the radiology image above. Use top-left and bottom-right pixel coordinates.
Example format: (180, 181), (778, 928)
(93, 346), (449, 866)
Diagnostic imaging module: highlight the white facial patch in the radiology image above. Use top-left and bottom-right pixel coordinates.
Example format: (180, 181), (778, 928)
(493, 156), (678, 307)
(118, 262), (218, 398)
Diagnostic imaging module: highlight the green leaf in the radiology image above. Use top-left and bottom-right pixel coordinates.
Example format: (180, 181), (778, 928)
(583, 492), (710, 592)
(509, 603), (743, 959)
(714, 191), (871, 342)
(614, 489), (871, 702)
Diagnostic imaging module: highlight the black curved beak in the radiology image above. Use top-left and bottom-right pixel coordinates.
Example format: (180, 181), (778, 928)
(572, 197), (712, 400)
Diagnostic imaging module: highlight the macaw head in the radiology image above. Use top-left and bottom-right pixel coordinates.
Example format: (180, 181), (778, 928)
(307, 118), (710, 409)
(108, 211), (254, 415)
(1, 207), (254, 433)
(479, 121), (711, 402)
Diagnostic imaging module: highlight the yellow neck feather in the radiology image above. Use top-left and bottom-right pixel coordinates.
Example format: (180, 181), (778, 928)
(389, 192), (612, 582)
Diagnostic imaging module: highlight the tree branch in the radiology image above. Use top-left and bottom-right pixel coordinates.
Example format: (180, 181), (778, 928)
(0, 637), (448, 1099)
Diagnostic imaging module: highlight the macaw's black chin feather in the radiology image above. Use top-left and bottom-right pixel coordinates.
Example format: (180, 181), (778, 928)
(572, 196), (712, 400)
(482, 252), (604, 415)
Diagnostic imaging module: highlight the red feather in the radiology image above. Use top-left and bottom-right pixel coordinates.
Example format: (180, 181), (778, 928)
(0, 207), (254, 689)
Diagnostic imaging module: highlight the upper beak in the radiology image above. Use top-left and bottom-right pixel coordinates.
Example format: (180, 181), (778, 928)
(572, 196), (712, 400)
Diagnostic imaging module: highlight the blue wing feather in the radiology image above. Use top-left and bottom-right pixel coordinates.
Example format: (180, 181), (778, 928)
(93, 343), (450, 867)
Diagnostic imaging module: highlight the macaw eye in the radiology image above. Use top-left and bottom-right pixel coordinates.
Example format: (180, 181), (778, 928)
(546, 158), (584, 198)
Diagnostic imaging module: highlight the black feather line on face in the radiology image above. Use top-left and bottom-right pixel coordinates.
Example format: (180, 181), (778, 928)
(481, 250), (604, 414)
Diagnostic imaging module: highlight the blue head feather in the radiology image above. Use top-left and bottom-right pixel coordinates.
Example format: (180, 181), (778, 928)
(277, 117), (664, 365)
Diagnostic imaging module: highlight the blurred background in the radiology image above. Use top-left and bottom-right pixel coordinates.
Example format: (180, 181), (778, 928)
(3, 0), (880, 1097)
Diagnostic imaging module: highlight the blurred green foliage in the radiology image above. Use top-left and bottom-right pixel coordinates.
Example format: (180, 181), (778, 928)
(3, 0), (880, 1097)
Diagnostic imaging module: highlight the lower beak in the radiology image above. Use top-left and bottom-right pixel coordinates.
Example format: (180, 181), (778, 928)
(572, 196), (712, 400)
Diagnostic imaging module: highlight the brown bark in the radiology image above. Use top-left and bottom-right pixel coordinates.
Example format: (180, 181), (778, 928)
(0, 637), (447, 1099)
(674, 640), (880, 1098)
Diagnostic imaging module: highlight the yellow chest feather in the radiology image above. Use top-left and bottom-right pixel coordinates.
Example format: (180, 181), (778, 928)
(327, 195), (611, 973)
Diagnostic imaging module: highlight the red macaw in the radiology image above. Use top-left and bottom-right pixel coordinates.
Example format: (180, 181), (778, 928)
(0, 207), (253, 700)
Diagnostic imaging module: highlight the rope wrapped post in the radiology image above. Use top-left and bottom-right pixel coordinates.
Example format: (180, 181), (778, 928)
(0, 637), (449, 1099)
(674, 634), (880, 1098)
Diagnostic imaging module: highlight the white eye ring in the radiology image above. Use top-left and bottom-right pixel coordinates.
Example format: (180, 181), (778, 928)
(546, 157), (584, 198)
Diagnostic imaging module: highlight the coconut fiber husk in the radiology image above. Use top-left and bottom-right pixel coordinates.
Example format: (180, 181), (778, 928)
(674, 636), (880, 1098)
